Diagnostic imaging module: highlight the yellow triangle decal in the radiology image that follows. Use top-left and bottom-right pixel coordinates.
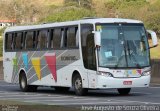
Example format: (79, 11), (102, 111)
(31, 58), (41, 80)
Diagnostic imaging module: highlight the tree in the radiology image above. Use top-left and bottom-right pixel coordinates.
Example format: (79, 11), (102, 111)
(0, 0), (46, 24)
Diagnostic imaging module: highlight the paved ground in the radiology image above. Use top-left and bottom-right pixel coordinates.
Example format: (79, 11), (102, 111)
(0, 80), (160, 107)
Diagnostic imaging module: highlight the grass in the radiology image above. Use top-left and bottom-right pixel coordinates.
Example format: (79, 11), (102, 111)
(43, 7), (94, 22)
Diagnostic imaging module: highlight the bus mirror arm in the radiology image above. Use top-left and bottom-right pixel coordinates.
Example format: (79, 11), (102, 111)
(148, 44), (158, 49)
(147, 30), (158, 49)
(92, 31), (101, 48)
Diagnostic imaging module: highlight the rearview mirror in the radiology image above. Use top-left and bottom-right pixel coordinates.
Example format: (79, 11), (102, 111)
(92, 31), (101, 47)
(147, 30), (158, 48)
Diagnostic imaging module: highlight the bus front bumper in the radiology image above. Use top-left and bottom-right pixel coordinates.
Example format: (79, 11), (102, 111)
(96, 75), (150, 89)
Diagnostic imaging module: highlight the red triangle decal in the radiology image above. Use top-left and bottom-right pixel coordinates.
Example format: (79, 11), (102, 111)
(137, 69), (142, 74)
(45, 53), (57, 82)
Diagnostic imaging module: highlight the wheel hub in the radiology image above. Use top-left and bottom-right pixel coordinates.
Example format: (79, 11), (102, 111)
(75, 78), (82, 90)
(21, 78), (26, 89)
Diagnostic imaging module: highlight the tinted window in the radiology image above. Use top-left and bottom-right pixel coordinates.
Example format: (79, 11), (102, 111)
(63, 28), (67, 48)
(52, 28), (62, 49)
(33, 31), (38, 49)
(5, 33), (13, 50)
(50, 29), (54, 48)
(81, 24), (96, 70)
(67, 27), (78, 48)
(15, 32), (23, 50)
(37, 30), (49, 49)
(25, 31), (34, 49)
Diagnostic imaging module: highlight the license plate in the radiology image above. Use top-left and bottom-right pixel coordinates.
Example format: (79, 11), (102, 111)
(123, 81), (132, 85)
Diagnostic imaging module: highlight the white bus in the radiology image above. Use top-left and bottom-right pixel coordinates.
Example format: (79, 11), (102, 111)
(3, 18), (158, 96)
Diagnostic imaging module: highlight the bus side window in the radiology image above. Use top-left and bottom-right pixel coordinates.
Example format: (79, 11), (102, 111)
(52, 28), (62, 49)
(12, 33), (16, 50)
(67, 27), (78, 48)
(35, 31), (39, 49)
(5, 33), (13, 50)
(61, 28), (68, 48)
(37, 30), (49, 49)
(50, 29), (54, 48)
(25, 31), (34, 50)
(21, 32), (24, 49)
(32, 31), (37, 49)
(75, 27), (79, 47)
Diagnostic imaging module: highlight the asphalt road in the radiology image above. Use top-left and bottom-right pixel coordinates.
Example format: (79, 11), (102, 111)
(0, 80), (160, 106)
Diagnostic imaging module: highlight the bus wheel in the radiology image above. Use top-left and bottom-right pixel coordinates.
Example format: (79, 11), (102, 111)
(73, 74), (88, 96)
(19, 73), (37, 92)
(117, 88), (131, 95)
(54, 87), (70, 92)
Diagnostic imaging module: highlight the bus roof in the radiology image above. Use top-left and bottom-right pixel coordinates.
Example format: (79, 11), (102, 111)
(5, 18), (143, 32)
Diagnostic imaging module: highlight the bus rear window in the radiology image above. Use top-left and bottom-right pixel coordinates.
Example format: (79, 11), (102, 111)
(5, 33), (13, 50)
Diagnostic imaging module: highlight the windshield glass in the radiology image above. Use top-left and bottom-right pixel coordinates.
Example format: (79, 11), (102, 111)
(97, 23), (150, 68)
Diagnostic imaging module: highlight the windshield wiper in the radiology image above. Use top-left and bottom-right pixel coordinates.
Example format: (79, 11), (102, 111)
(122, 40), (128, 67)
(126, 41), (142, 68)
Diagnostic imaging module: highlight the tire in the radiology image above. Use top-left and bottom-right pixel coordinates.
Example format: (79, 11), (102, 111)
(19, 73), (37, 92)
(73, 74), (88, 96)
(117, 88), (131, 95)
(54, 87), (70, 92)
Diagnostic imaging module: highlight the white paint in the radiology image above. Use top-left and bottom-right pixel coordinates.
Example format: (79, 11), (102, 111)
(47, 101), (136, 105)
(108, 98), (160, 105)
(24, 98), (98, 102)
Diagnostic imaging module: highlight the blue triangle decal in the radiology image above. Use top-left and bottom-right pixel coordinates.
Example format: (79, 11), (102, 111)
(22, 53), (28, 70)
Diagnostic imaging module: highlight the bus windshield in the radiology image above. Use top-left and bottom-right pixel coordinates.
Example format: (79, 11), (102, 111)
(97, 23), (150, 68)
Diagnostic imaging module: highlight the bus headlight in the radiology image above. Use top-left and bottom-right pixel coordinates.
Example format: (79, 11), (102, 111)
(97, 71), (113, 77)
(142, 70), (151, 76)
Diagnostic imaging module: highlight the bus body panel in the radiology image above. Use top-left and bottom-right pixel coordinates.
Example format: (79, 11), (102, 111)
(3, 52), (16, 83)
(4, 49), (88, 88)
(88, 69), (97, 88)
(30, 60), (89, 88)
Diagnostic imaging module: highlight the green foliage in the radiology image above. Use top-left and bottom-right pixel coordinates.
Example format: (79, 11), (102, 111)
(0, 28), (6, 36)
(0, 40), (3, 57)
(43, 7), (94, 22)
(0, 28), (5, 57)
(39, 0), (160, 37)
(102, 0), (160, 36)
(64, 0), (92, 9)
(144, 1), (160, 35)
